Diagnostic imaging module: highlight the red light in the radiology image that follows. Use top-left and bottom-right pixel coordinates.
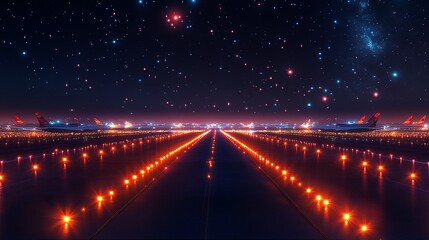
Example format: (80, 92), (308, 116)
(287, 69), (293, 75)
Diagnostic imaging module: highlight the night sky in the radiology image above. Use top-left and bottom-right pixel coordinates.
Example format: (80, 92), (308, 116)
(0, 0), (428, 122)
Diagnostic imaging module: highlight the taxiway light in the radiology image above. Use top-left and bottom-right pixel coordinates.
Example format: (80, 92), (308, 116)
(343, 213), (350, 221)
(323, 199), (329, 206)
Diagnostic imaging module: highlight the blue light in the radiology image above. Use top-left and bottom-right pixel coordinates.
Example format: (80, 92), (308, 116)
(392, 72), (399, 78)
(138, 0), (143, 4)
(307, 102), (312, 107)
(22, 51), (27, 56)
(112, 39), (117, 44)
(336, 80), (340, 84)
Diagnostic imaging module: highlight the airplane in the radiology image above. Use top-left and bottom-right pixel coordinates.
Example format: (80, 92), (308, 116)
(314, 113), (381, 132)
(35, 112), (110, 132)
(6, 116), (40, 131)
(357, 115), (366, 124)
(382, 115), (427, 131)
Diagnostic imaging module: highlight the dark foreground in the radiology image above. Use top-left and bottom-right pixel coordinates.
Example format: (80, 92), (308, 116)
(0, 130), (428, 239)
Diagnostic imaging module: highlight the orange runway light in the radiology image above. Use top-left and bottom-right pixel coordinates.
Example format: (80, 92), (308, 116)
(378, 165), (384, 171)
(97, 196), (103, 202)
(343, 213), (350, 221)
(306, 188), (312, 193)
(33, 164), (39, 170)
(124, 179), (130, 185)
(99, 150), (104, 154)
(0, 175), (3, 181)
(83, 153), (87, 158)
(411, 173), (416, 179)
(316, 195), (322, 201)
(341, 155), (347, 160)
(361, 225), (368, 232)
(323, 199), (329, 206)
(362, 161), (368, 167)
(63, 215), (71, 224)
(132, 175), (138, 180)
(282, 170), (287, 176)
(109, 190), (114, 196)
(62, 157), (68, 163)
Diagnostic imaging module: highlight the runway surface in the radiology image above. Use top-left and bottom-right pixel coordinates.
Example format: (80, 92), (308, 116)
(0, 130), (428, 239)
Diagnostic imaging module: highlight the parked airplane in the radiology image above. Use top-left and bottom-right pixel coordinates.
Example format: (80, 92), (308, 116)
(7, 116), (40, 131)
(382, 115), (427, 131)
(357, 115), (366, 124)
(35, 112), (110, 132)
(314, 113), (381, 132)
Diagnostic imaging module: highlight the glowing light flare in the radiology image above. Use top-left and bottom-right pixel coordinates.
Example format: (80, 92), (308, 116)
(361, 225), (368, 232)
(63, 215), (71, 224)
(97, 196), (103, 202)
(323, 199), (330, 206)
(341, 155), (347, 161)
(378, 165), (384, 172)
(343, 213), (351, 221)
(306, 188), (312, 193)
(33, 164), (39, 171)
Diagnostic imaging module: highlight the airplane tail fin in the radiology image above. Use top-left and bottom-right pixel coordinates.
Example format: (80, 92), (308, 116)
(34, 112), (49, 127)
(15, 116), (24, 125)
(94, 118), (102, 125)
(357, 115), (366, 124)
(367, 113), (381, 127)
(417, 115), (427, 125)
(402, 115), (413, 125)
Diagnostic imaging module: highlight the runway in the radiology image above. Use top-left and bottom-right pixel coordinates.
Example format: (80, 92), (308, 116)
(0, 130), (428, 239)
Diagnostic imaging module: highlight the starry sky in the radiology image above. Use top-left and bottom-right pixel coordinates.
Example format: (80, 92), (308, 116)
(0, 0), (428, 122)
